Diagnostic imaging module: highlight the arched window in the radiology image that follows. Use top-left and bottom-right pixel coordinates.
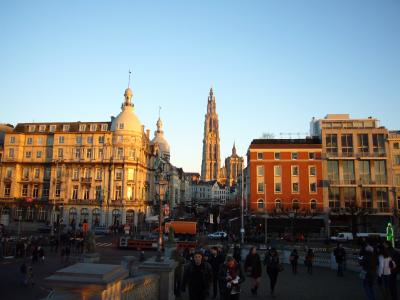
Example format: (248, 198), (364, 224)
(310, 199), (317, 210)
(257, 199), (264, 210)
(81, 208), (89, 223)
(92, 208), (100, 226)
(126, 210), (134, 224)
(275, 199), (282, 210)
(292, 199), (300, 211)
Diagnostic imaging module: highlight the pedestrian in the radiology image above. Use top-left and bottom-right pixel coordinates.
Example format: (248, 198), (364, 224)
(289, 249), (299, 274)
(31, 246), (38, 264)
(27, 265), (34, 286)
(233, 244), (241, 263)
(219, 256), (245, 300)
(172, 249), (185, 298)
(244, 246), (262, 295)
(182, 250), (213, 300)
(38, 246), (45, 264)
(377, 244), (395, 299)
(264, 248), (282, 298)
(305, 248), (314, 275)
(20, 261), (28, 286)
(359, 244), (377, 300)
(208, 246), (225, 298)
(383, 240), (400, 300)
(65, 244), (71, 263)
(334, 243), (346, 277)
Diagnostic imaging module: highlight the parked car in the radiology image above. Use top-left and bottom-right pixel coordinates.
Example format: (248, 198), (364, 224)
(208, 231), (227, 240)
(94, 226), (110, 235)
(330, 232), (353, 242)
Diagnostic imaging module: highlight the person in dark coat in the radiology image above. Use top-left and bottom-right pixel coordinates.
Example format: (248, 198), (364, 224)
(244, 246), (262, 295)
(289, 249), (299, 274)
(383, 240), (400, 300)
(233, 244), (241, 263)
(172, 249), (185, 297)
(208, 246), (225, 298)
(182, 251), (213, 300)
(218, 256), (245, 300)
(305, 248), (314, 275)
(360, 244), (377, 300)
(264, 248), (281, 297)
(334, 243), (346, 277)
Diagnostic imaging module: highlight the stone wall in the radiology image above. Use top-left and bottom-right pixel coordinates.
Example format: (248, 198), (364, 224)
(120, 273), (159, 300)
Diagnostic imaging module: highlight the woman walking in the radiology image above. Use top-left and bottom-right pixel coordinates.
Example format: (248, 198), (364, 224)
(219, 256), (245, 300)
(264, 248), (281, 297)
(244, 246), (262, 295)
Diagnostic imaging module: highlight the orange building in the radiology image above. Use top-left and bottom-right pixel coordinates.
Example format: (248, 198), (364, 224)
(247, 138), (324, 236)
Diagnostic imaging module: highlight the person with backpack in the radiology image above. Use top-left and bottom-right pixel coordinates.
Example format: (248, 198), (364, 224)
(305, 248), (314, 275)
(244, 246), (262, 295)
(182, 251), (213, 300)
(289, 249), (299, 274)
(264, 248), (282, 297)
(218, 256), (245, 300)
(334, 243), (346, 277)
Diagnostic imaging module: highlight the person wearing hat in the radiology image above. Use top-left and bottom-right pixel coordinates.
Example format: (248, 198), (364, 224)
(218, 256), (245, 300)
(182, 250), (213, 300)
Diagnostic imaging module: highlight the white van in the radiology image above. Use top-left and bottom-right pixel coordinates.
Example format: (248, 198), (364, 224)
(330, 232), (354, 242)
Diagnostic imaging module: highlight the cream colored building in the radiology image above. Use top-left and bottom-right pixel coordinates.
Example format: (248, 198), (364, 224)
(0, 87), (160, 229)
(310, 114), (394, 232)
(388, 131), (400, 210)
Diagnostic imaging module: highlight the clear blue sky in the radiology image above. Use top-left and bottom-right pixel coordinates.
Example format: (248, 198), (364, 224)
(1, 0), (399, 172)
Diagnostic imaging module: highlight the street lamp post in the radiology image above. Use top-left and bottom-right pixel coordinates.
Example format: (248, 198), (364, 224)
(240, 166), (245, 244)
(51, 159), (60, 236)
(264, 183), (268, 245)
(155, 156), (168, 262)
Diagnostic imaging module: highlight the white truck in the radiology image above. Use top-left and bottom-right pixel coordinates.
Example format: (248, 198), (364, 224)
(331, 232), (386, 242)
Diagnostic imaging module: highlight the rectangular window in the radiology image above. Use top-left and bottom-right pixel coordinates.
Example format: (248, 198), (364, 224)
(373, 134), (386, 155)
(74, 148), (80, 159)
(72, 186), (79, 200)
(115, 169), (123, 180)
(90, 124), (97, 131)
(39, 125), (46, 132)
(25, 151), (32, 158)
(309, 152), (315, 160)
(274, 165), (281, 177)
(22, 184), (28, 197)
(49, 125), (56, 132)
(10, 136), (15, 144)
(257, 152), (263, 160)
(58, 136), (64, 144)
(63, 124), (70, 132)
(361, 187), (372, 208)
(326, 134), (338, 155)
(341, 134), (354, 157)
(310, 182), (317, 193)
(46, 148), (52, 159)
(257, 166), (264, 177)
(87, 148), (93, 159)
(292, 182), (299, 193)
(44, 168), (51, 180)
(23, 168), (29, 179)
(128, 168), (134, 181)
(95, 169), (102, 180)
(328, 187), (340, 208)
(8, 148), (14, 158)
(27, 137), (33, 145)
(343, 161), (355, 184)
(58, 148), (63, 158)
(118, 123), (124, 129)
(4, 183), (11, 197)
(291, 152), (298, 160)
(275, 182), (282, 193)
(33, 185), (39, 198)
(115, 186), (122, 200)
(101, 124), (108, 131)
(76, 136), (82, 144)
(6, 167), (13, 178)
(343, 187), (356, 207)
(36, 151), (42, 158)
(34, 168), (40, 179)
(83, 188), (90, 200)
(358, 134), (369, 155)
(79, 124), (86, 132)
(309, 166), (316, 176)
(84, 168), (91, 179)
(55, 184), (61, 197)
(56, 167), (62, 179)
(28, 125), (35, 132)
(95, 186), (102, 200)
(274, 152), (281, 160)
(394, 155), (400, 166)
(394, 142), (399, 150)
(395, 174), (400, 186)
(37, 137), (43, 145)
(98, 136), (105, 144)
(257, 181), (264, 193)
(292, 166), (299, 176)
(376, 188), (388, 208)
(87, 136), (93, 144)
(375, 161), (387, 184)
(117, 147), (123, 159)
(359, 161), (371, 184)
(98, 148), (104, 159)
(72, 169), (79, 180)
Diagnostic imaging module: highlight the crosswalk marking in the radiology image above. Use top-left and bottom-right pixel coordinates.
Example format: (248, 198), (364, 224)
(96, 242), (112, 247)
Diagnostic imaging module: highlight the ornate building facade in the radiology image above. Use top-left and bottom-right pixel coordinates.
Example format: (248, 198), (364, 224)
(0, 86), (185, 230)
(201, 88), (221, 181)
(225, 143), (244, 187)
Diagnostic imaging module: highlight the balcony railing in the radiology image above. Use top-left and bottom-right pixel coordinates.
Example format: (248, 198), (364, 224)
(68, 198), (100, 205)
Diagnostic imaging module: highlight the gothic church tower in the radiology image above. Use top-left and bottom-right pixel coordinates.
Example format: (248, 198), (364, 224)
(201, 88), (221, 181)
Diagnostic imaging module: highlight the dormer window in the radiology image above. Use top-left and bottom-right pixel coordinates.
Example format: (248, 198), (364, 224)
(118, 123), (124, 130)
(79, 124), (86, 132)
(28, 125), (36, 132)
(90, 124), (97, 131)
(49, 125), (56, 132)
(101, 124), (108, 131)
(63, 124), (70, 132)
(39, 125), (46, 132)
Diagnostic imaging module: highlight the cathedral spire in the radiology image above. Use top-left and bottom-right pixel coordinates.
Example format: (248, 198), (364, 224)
(232, 142), (237, 155)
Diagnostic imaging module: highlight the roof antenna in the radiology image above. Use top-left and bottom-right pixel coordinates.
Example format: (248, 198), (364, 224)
(128, 69), (132, 88)
(158, 106), (161, 119)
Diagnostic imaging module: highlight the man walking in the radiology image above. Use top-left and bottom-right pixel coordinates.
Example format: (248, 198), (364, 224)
(208, 246), (225, 298)
(334, 243), (346, 277)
